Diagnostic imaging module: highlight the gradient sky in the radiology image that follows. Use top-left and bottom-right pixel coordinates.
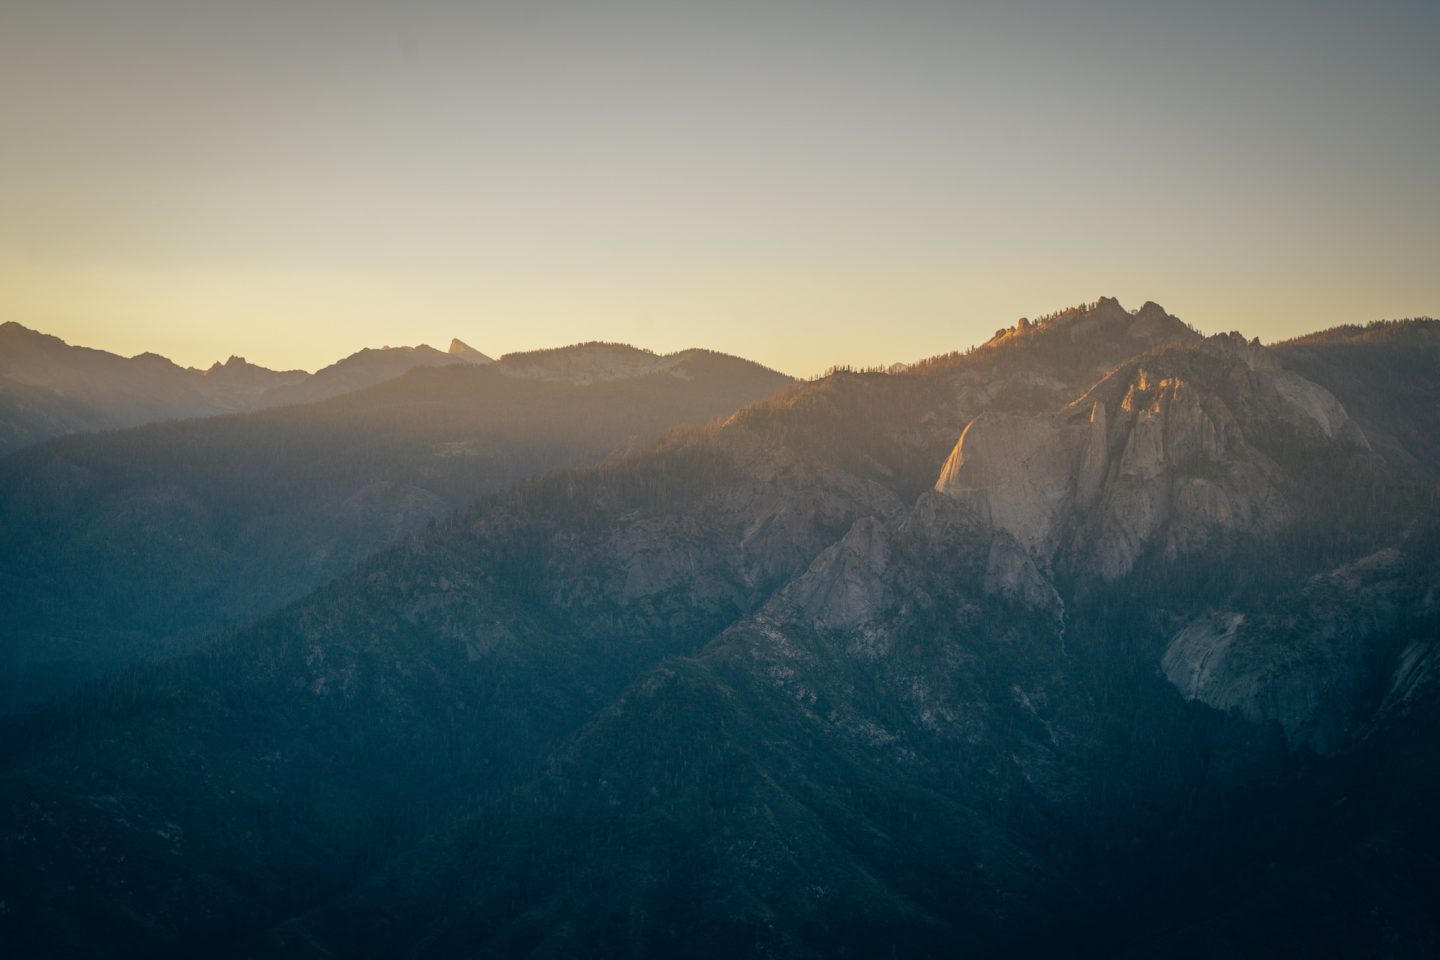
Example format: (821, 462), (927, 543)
(3, 0), (1437, 375)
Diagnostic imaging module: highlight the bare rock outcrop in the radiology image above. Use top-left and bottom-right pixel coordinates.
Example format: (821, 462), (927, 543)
(935, 333), (1365, 581)
(1161, 548), (1428, 751)
(935, 411), (1092, 558)
(785, 516), (897, 637)
(447, 339), (494, 364)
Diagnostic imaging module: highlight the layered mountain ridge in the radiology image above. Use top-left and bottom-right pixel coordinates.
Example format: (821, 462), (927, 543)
(1, 299), (1437, 957)
(0, 322), (503, 454)
(0, 323), (809, 454)
(0, 341), (793, 710)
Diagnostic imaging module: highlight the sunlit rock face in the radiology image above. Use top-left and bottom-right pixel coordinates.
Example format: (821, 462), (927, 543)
(933, 377), (1267, 582)
(447, 338), (494, 364)
(935, 333), (1366, 581)
(935, 411), (1092, 559)
(1086, 364), (1279, 579)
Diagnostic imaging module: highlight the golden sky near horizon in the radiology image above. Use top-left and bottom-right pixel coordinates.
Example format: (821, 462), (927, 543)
(3, 0), (1437, 375)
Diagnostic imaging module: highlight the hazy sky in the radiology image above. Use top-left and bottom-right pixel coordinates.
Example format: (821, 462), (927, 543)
(3, 0), (1437, 375)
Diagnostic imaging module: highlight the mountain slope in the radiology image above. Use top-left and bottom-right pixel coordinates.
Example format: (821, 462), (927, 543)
(252, 344), (470, 408)
(1273, 317), (1440, 473)
(0, 323), (265, 453)
(0, 348), (792, 710)
(2, 299), (1435, 957)
(447, 338), (494, 364)
(0, 323), (340, 443)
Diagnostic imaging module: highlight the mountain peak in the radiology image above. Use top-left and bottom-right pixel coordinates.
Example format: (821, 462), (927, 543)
(0, 321), (64, 347)
(206, 355), (251, 372)
(130, 351), (183, 370)
(448, 338), (494, 364)
(970, 296), (1198, 355)
(496, 341), (674, 384)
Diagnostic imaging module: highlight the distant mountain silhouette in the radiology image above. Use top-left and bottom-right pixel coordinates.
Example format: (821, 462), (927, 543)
(0, 323), (501, 454)
(252, 344), (474, 408)
(0, 322), (295, 452)
(497, 341), (716, 384)
(0, 345), (792, 709)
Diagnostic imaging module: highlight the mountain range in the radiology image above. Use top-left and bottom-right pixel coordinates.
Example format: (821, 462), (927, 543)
(1, 298), (1437, 957)
(0, 323), (509, 456)
(0, 335), (791, 711)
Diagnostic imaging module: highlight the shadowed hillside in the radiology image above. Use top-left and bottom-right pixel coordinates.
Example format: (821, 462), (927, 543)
(0, 346), (791, 710)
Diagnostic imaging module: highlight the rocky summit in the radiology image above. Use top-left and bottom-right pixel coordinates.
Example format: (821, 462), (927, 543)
(937, 331), (1370, 583)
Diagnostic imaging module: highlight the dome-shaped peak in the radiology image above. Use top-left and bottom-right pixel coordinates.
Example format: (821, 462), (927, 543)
(131, 351), (180, 369)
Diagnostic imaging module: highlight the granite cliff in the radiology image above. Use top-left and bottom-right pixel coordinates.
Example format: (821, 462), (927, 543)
(937, 331), (1369, 583)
